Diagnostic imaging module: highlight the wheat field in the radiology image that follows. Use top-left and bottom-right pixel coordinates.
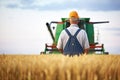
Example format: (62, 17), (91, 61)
(0, 54), (120, 80)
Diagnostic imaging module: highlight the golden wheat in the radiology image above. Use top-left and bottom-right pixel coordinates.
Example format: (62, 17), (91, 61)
(0, 54), (120, 80)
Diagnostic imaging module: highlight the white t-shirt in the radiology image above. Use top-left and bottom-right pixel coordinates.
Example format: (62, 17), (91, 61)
(57, 24), (90, 50)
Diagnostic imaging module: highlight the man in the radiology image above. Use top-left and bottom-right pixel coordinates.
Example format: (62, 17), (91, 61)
(57, 11), (89, 56)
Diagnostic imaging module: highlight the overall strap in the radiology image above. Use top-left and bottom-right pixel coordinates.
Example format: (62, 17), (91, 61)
(74, 29), (81, 37)
(65, 28), (72, 37)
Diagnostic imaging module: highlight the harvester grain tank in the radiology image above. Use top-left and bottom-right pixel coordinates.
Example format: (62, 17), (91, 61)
(44, 18), (109, 54)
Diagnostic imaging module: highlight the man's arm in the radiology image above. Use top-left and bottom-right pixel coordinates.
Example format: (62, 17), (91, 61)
(57, 31), (64, 54)
(83, 30), (90, 54)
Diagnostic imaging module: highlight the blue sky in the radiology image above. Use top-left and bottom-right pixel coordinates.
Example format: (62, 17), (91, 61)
(0, 0), (120, 11)
(0, 0), (120, 54)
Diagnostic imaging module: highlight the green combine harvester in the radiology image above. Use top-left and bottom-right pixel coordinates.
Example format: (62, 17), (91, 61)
(43, 18), (109, 54)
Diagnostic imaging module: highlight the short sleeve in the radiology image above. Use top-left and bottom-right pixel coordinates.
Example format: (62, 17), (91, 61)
(83, 30), (90, 49)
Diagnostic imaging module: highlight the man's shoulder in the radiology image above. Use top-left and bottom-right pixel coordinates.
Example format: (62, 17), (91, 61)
(80, 29), (85, 32)
(61, 29), (66, 34)
(78, 29), (88, 37)
(59, 29), (67, 37)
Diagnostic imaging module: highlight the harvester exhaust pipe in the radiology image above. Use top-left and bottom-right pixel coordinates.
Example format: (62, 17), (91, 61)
(88, 21), (109, 24)
(46, 22), (55, 42)
(50, 21), (64, 25)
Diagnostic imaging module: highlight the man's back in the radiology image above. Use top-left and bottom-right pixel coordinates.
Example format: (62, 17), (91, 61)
(63, 28), (83, 55)
(57, 24), (89, 54)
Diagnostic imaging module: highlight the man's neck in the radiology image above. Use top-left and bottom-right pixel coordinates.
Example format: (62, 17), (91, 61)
(70, 22), (78, 24)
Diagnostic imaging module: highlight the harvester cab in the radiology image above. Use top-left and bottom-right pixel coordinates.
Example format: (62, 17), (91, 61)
(44, 18), (109, 54)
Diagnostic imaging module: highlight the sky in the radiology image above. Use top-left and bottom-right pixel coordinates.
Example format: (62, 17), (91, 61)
(0, 0), (120, 11)
(0, 0), (120, 54)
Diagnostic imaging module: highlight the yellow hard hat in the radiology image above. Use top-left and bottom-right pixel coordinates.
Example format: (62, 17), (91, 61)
(69, 11), (79, 18)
